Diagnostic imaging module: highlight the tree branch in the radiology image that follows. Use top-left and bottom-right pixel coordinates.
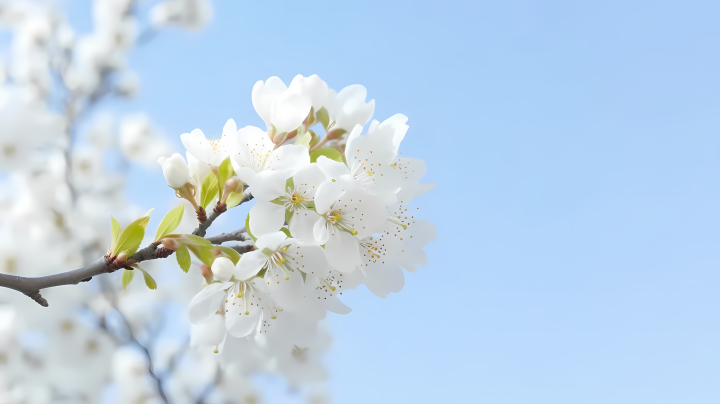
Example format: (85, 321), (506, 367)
(0, 191), (254, 306)
(205, 228), (248, 245)
(192, 192), (253, 237)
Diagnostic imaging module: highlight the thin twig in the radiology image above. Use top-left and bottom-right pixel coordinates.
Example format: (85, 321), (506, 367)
(205, 228), (248, 245)
(193, 192), (253, 237)
(0, 193), (254, 306)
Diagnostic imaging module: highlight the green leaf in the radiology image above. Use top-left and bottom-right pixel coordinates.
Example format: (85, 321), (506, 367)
(110, 216), (121, 253)
(138, 209), (155, 229)
(200, 171), (218, 209)
(180, 234), (212, 246)
(310, 148), (344, 164)
(188, 244), (215, 267)
(136, 266), (157, 290)
(245, 214), (257, 243)
(316, 107), (329, 131)
(176, 244), (190, 273)
(217, 157), (235, 200)
(298, 269), (307, 283)
(284, 208), (293, 225)
(113, 218), (146, 256)
(154, 204), (185, 242)
(214, 246), (241, 265)
(226, 191), (244, 208)
(285, 177), (295, 193)
(121, 269), (134, 290)
(280, 228), (292, 239)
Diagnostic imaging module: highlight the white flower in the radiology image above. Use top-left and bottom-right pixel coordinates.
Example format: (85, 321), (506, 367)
(304, 180), (387, 272)
(237, 231), (330, 282)
(391, 156), (436, 205)
(317, 114), (409, 204)
(287, 74), (330, 111)
(186, 150), (212, 189)
(228, 125), (309, 189)
(180, 118), (237, 168)
(252, 76), (312, 136)
(248, 163), (325, 237)
(258, 270), (352, 321)
(188, 257), (283, 338)
(157, 153), (192, 188)
(326, 84), (375, 134)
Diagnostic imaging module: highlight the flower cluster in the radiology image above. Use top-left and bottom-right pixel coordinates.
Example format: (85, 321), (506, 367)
(157, 74), (436, 353)
(0, 1), (435, 402)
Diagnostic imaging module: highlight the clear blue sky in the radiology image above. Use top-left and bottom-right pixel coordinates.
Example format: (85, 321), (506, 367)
(70, 0), (720, 402)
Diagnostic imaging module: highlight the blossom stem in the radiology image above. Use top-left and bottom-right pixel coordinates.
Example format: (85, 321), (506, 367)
(310, 136), (330, 152)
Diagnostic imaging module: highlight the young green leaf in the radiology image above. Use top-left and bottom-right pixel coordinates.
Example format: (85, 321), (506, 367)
(217, 157), (235, 200)
(187, 243), (215, 267)
(316, 107), (329, 130)
(176, 244), (191, 273)
(179, 233), (213, 246)
(154, 204), (185, 242)
(245, 214), (257, 243)
(136, 267), (157, 290)
(110, 216), (121, 253)
(121, 269), (134, 290)
(200, 171), (218, 209)
(113, 218), (147, 256)
(138, 208), (155, 229)
(310, 148), (344, 164)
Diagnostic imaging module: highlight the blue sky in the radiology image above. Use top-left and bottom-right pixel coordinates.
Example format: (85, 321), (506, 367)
(67, 0), (720, 402)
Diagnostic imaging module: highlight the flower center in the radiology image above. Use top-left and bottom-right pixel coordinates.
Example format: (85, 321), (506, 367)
(327, 209), (343, 224)
(323, 207), (358, 236)
(291, 192), (307, 204)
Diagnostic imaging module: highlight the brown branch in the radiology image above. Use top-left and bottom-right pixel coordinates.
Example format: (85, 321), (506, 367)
(205, 228), (248, 245)
(193, 192), (253, 237)
(0, 191), (254, 306)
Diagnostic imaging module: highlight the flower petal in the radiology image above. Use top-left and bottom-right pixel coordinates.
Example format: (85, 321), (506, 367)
(236, 250), (268, 280)
(188, 282), (226, 325)
(324, 230), (361, 273)
(249, 202), (286, 238)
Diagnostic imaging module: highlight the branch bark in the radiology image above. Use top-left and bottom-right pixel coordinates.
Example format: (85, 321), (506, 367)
(205, 228), (248, 245)
(192, 192), (253, 237)
(0, 192), (254, 306)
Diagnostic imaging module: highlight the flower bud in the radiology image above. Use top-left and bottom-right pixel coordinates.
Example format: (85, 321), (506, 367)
(211, 257), (235, 282)
(116, 251), (128, 262)
(223, 176), (243, 195)
(158, 153), (192, 189)
(159, 238), (180, 251)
